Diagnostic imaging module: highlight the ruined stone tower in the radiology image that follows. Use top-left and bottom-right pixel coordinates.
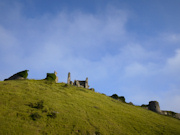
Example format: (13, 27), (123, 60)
(67, 72), (71, 84)
(54, 71), (58, 83)
(67, 72), (90, 89)
(148, 101), (161, 114)
(85, 77), (89, 89)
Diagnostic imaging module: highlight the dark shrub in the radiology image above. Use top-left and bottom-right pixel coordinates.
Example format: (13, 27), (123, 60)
(141, 104), (149, 107)
(119, 96), (125, 103)
(128, 102), (134, 105)
(64, 84), (68, 87)
(4, 70), (29, 81)
(45, 73), (56, 81)
(95, 131), (101, 135)
(90, 88), (95, 91)
(110, 94), (126, 103)
(111, 94), (119, 99)
(35, 100), (44, 109)
(28, 100), (44, 109)
(47, 112), (57, 119)
(17, 70), (29, 78)
(166, 111), (177, 117)
(30, 112), (41, 120)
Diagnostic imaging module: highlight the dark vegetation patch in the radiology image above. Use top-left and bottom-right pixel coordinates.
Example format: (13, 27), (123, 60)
(128, 102), (134, 105)
(28, 100), (44, 109)
(30, 112), (42, 121)
(47, 111), (57, 119)
(90, 88), (95, 91)
(94, 106), (100, 109)
(110, 94), (126, 103)
(4, 70), (29, 81)
(141, 104), (149, 107)
(17, 70), (29, 78)
(164, 111), (177, 117)
(95, 131), (101, 135)
(45, 73), (56, 81)
(63, 84), (69, 87)
(27, 100), (58, 120)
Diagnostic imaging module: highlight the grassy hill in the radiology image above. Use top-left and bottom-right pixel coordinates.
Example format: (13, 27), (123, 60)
(0, 80), (180, 135)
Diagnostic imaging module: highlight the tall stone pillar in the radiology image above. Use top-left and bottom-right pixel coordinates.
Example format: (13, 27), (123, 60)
(85, 77), (89, 89)
(67, 72), (71, 84)
(54, 71), (58, 83)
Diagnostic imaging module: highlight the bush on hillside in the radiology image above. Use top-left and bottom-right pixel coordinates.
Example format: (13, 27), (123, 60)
(119, 96), (125, 103)
(47, 111), (57, 119)
(110, 94), (126, 103)
(111, 94), (119, 99)
(128, 102), (134, 105)
(64, 84), (68, 87)
(45, 73), (56, 81)
(17, 70), (29, 78)
(28, 100), (44, 109)
(30, 112), (42, 121)
(4, 70), (29, 81)
(90, 88), (95, 91)
(141, 104), (149, 108)
(166, 111), (177, 117)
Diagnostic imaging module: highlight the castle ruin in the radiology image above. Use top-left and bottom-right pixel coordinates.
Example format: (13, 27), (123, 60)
(148, 101), (161, 114)
(67, 72), (89, 89)
(141, 101), (180, 119)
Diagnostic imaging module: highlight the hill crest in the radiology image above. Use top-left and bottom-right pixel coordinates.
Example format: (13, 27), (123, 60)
(0, 80), (180, 134)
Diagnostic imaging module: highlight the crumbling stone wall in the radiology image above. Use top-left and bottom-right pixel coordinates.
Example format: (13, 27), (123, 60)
(162, 111), (180, 119)
(67, 72), (89, 89)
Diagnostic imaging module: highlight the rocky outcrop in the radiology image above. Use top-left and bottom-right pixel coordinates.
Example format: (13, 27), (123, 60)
(4, 70), (29, 81)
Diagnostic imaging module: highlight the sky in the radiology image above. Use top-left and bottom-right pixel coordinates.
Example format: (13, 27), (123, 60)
(0, 0), (180, 112)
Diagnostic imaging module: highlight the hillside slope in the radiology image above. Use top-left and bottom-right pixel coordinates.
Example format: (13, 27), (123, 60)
(0, 80), (180, 135)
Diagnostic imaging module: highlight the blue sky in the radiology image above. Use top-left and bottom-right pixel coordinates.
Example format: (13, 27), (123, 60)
(0, 0), (180, 112)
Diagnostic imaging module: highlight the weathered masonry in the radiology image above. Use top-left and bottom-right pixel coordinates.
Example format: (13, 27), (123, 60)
(67, 72), (89, 89)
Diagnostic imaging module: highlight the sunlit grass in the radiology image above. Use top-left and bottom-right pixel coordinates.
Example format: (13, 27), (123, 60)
(0, 80), (180, 134)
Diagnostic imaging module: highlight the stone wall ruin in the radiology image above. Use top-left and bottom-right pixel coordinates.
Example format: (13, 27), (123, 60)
(67, 72), (89, 89)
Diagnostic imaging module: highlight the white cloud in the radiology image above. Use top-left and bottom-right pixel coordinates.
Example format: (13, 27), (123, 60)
(159, 89), (180, 112)
(0, 26), (18, 51)
(124, 62), (148, 77)
(163, 49), (180, 78)
(162, 33), (180, 43)
(166, 49), (180, 70)
(0, 25), (23, 66)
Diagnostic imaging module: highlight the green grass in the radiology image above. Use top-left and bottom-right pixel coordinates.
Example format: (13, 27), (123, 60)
(0, 80), (180, 135)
